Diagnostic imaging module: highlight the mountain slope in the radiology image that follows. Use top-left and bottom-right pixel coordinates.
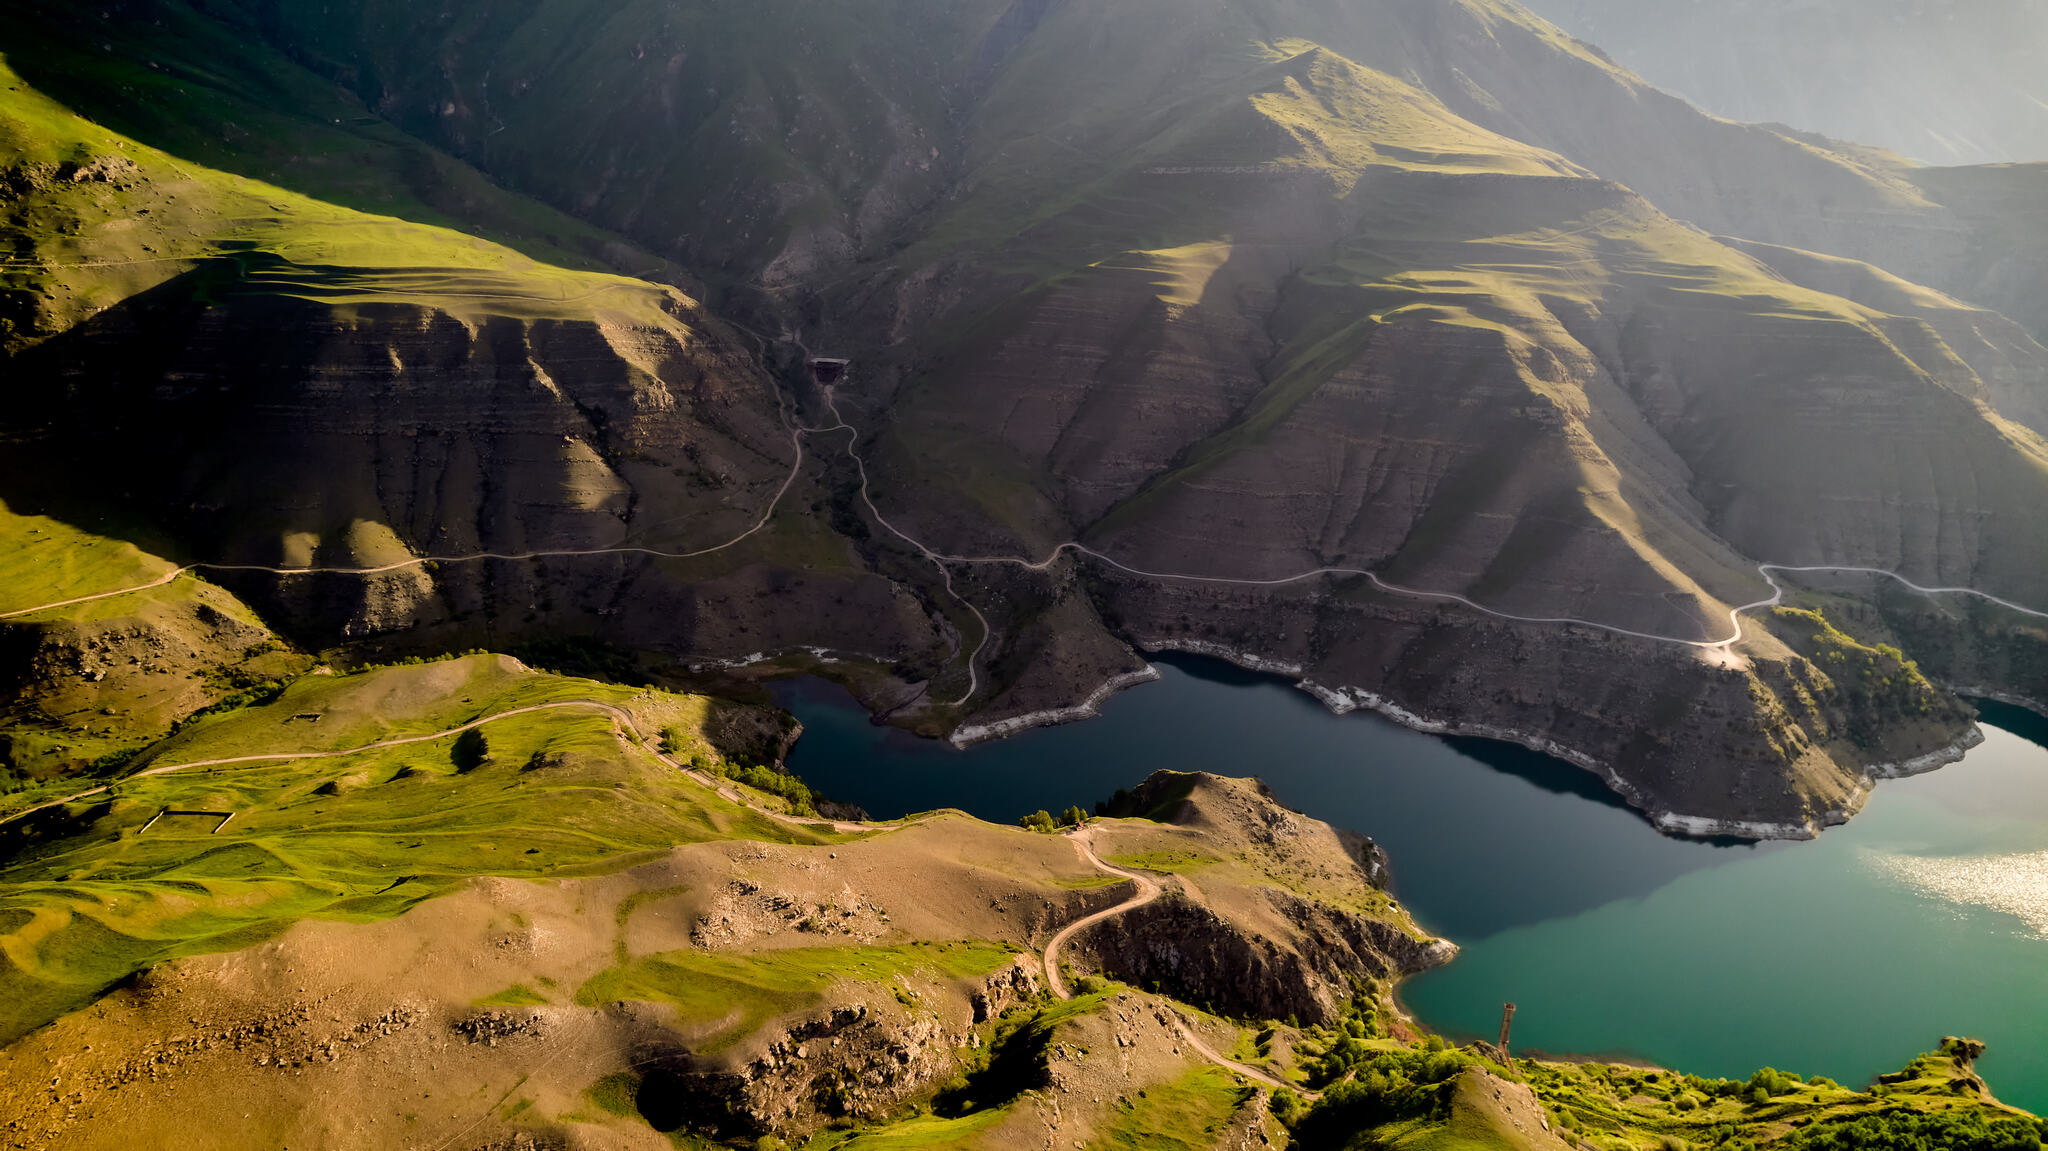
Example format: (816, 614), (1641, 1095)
(836, 22), (2048, 831)
(4, 0), (2047, 836)
(0, 53), (955, 767)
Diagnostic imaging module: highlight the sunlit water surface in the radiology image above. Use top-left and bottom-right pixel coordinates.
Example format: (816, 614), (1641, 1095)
(775, 660), (2048, 1111)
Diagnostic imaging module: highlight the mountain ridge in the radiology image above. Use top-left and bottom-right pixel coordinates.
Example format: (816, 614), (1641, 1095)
(5, 0), (2048, 839)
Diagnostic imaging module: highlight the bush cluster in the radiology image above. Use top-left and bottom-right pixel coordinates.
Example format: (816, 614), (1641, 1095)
(1745, 1066), (1804, 1104)
(346, 648), (487, 673)
(165, 677), (288, 736)
(1283, 1038), (1480, 1147)
(1293, 995), (1384, 1087)
(1018, 806), (1088, 833)
(1782, 1109), (2048, 1151)
(723, 760), (818, 815)
(656, 725), (820, 815)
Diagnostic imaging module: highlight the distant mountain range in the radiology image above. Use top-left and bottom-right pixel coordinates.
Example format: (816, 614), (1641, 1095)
(1519, 0), (2048, 164)
(3, 0), (2046, 839)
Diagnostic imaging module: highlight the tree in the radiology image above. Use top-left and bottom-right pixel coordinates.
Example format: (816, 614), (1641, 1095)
(451, 728), (491, 772)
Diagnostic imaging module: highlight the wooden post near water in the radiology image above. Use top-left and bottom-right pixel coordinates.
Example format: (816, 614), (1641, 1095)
(1498, 1002), (1517, 1059)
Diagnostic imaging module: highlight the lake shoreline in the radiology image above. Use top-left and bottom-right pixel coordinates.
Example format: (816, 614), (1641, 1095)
(781, 662), (2048, 1111)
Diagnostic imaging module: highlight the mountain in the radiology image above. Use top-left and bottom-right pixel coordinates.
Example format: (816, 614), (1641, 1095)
(7, 1), (2048, 1146)
(1515, 0), (2048, 166)
(5, 0), (2048, 838)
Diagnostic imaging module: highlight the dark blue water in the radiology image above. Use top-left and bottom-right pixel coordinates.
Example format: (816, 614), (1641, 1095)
(778, 657), (1781, 943)
(775, 658), (2048, 1109)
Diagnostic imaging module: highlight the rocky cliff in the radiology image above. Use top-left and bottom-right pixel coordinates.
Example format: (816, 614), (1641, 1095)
(1076, 772), (1455, 1018)
(0, 658), (1437, 1147)
(5, 0), (2047, 837)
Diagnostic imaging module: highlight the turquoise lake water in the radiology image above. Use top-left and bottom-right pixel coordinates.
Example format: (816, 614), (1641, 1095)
(776, 659), (2048, 1111)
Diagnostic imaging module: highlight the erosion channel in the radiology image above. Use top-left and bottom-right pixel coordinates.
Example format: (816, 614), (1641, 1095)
(779, 657), (2048, 1111)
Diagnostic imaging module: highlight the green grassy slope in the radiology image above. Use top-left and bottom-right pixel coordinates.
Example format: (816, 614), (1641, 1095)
(0, 0), (687, 283)
(1278, 1033), (2041, 1151)
(220, 0), (1016, 294)
(0, 51), (798, 797)
(0, 493), (314, 810)
(0, 501), (180, 619)
(0, 654), (827, 1043)
(0, 52), (691, 350)
(802, 1011), (2040, 1151)
(577, 940), (1019, 1055)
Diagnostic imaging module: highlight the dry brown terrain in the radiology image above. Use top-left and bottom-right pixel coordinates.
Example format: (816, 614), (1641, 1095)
(0, 769), (1441, 1149)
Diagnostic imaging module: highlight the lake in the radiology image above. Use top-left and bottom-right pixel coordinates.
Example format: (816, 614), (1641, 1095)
(775, 658), (2048, 1111)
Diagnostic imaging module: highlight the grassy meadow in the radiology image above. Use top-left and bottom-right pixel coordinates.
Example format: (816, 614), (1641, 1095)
(0, 655), (835, 1043)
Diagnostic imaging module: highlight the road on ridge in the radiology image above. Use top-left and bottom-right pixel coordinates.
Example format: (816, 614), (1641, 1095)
(1042, 827), (1312, 1097)
(0, 695), (870, 834)
(1042, 830), (1161, 999)
(8, 332), (2047, 700)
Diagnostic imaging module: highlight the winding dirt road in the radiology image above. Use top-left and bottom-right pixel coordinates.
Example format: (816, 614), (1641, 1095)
(7, 345), (2046, 696)
(1169, 1015), (1308, 1097)
(0, 416), (817, 623)
(0, 693), (869, 834)
(810, 393), (994, 706)
(1041, 830), (1161, 999)
(948, 548), (2048, 653)
(1041, 827), (1311, 1097)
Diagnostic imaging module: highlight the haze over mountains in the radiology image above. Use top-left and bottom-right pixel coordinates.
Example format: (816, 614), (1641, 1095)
(1519, 0), (2048, 165)
(6, 1), (2048, 1146)
(3, 0), (2047, 839)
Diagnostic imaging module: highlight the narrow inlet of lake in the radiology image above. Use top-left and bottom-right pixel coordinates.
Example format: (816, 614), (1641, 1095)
(775, 659), (2048, 1111)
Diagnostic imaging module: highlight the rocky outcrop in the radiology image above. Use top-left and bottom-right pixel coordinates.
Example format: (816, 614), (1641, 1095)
(0, 578), (292, 780)
(1079, 772), (1454, 1020)
(1078, 892), (1452, 1025)
(636, 960), (1042, 1139)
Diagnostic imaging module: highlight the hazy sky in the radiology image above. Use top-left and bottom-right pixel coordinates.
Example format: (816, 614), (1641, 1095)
(1517, 0), (2048, 163)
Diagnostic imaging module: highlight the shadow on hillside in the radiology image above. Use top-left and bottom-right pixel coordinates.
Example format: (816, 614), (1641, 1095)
(1974, 698), (2048, 753)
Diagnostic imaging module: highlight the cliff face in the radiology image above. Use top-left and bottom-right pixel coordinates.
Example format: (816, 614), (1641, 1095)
(6, 0), (2048, 836)
(1077, 772), (1455, 1019)
(838, 34), (2046, 830)
(26, 278), (775, 554)
(0, 86), (952, 678)
(10, 276), (958, 668)
(0, 651), (1436, 1148)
